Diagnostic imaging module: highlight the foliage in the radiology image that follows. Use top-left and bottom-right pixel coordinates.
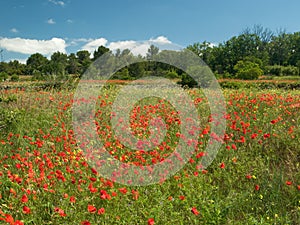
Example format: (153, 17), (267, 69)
(0, 88), (299, 224)
(0, 72), (9, 81)
(266, 65), (299, 76)
(2, 25), (300, 82)
(234, 60), (263, 80)
(178, 73), (198, 88)
(10, 74), (19, 82)
(164, 69), (179, 79)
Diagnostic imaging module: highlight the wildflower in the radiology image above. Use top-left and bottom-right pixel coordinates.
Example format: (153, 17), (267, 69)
(54, 207), (66, 217)
(21, 194), (28, 203)
(220, 162), (225, 169)
(22, 206), (31, 214)
(231, 144), (237, 150)
(98, 208), (105, 215)
(119, 187), (127, 194)
(148, 218), (155, 225)
(286, 181), (292, 186)
(87, 205), (97, 213)
(191, 207), (199, 215)
(70, 196), (76, 203)
(179, 195), (185, 200)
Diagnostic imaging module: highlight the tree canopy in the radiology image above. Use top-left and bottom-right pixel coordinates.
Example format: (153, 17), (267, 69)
(1, 25), (300, 82)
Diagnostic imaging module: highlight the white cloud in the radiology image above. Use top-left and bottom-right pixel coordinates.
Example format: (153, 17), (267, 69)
(108, 40), (137, 51)
(150, 36), (172, 44)
(0, 37), (67, 55)
(66, 19), (73, 23)
(49, 0), (65, 6)
(67, 38), (93, 46)
(81, 36), (173, 56)
(10, 28), (19, 33)
(81, 38), (108, 52)
(47, 18), (56, 24)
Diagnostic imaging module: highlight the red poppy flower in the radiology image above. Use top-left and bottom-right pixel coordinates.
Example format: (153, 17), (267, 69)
(118, 187), (127, 194)
(21, 194), (28, 203)
(231, 144), (237, 150)
(98, 208), (105, 215)
(286, 181), (292, 186)
(70, 196), (76, 203)
(179, 195), (185, 200)
(255, 185), (260, 191)
(191, 207), (199, 215)
(148, 218), (155, 225)
(81, 221), (91, 225)
(22, 206), (31, 214)
(87, 204), (97, 213)
(246, 174), (252, 179)
(54, 207), (66, 217)
(220, 162), (225, 169)
(202, 170), (208, 174)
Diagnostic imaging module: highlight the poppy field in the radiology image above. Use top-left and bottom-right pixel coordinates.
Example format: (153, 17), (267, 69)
(0, 85), (299, 225)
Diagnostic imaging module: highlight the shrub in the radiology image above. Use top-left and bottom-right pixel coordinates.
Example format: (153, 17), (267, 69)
(281, 66), (299, 76)
(0, 72), (9, 81)
(164, 70), (179, 79)
(266, 65), (282, 76)
(266, 65), (299, 76)
(10, 74), (19, 82)
(234, 60), (263, 80)
(178, 73), (198, 88)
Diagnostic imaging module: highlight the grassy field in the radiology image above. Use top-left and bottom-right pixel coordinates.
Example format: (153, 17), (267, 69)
(0, 83), (299, 224)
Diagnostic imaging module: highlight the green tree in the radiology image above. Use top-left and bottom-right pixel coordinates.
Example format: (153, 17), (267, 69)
(268, 32), (292, 66)
(7, 60), (26, 75)
(66, 53), (80, 75)
(146, 45), (159, 59)
(49, 51), (68, 76)
(76, 50), (92, 75)
(223, 33), (263, 73)
(26, 53), (48, 75)
(93, 46), (110, 60)
(146, 45), (160, 75)
(288, 32), (300, 66)
(187, 41), (213, 63)
(129, 62), (145, 79)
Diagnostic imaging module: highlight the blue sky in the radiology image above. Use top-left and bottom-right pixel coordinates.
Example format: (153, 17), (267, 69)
(1, 0), (300, 63)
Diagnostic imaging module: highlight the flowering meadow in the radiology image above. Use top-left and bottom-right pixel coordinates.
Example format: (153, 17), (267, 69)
(0, 85), (299, 224)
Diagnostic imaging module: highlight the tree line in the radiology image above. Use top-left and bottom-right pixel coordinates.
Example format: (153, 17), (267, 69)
(1, 25), (300, 82)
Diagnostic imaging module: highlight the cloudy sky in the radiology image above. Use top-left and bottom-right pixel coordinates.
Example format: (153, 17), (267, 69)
(1, 0), (300, 63)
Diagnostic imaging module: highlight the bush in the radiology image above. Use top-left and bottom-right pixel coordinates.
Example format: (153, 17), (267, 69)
(178, 73), (198, 88)
(10, 74), (19, 82)
(0, 72), (9, 82)
(266, 65), (299, 76)
(281, 66), (299, 76)
(164, 70), (179, 79)
(266, 65), (282, 76)
(234, 60), (263, 80)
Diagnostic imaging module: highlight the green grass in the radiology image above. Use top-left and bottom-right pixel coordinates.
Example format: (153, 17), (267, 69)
(0, 86), (299, 225)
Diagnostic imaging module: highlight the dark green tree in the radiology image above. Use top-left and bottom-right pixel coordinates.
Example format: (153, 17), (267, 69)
(26, 53), (48, 75)
(76, 50), (92, 75)
(66, 53), (80, 75)
(49, 51), (68, 76)
(93, 46), (110, 60)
